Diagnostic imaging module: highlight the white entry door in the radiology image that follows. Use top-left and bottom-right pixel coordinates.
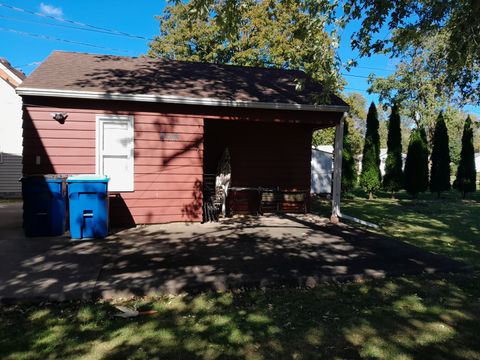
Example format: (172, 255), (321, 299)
(96, 115), (134, 192)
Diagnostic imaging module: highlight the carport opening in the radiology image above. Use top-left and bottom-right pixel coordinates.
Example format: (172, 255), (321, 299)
(202, 118), (317, 221)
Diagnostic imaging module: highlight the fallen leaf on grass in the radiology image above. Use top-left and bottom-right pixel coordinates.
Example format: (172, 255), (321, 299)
(114, 306), (158, 318)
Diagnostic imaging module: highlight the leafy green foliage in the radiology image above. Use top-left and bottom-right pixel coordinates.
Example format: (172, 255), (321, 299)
(383, 104), (403, 193)
(312, 92), (366, 153)
(341, 119), (357, 192)
(404, 128), (429, 197)
(183, 1), (480, 104)
(345, 1), (480, 104)
(149, 0), (342, 101)
(368, 33), (451, 141)
(429, 113), (451, 196)
(341, 92), (366, 155)
(359, 102), (381, 198)
(455, 117), (477, 197)
(312, 127), (335, 147)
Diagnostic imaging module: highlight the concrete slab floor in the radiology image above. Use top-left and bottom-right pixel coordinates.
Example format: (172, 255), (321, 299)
(0, 202), (468, 301)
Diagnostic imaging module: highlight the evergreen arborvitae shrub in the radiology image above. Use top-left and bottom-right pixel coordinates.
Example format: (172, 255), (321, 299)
(429, 112), (451, 197)
(455, 116), (476, 198)
(359, 102), (382, 199)
(419, 127), (430, 191)
(383, 104), (403, 195)
(404, 128), (429, 197)
(341, 119), (358, 192)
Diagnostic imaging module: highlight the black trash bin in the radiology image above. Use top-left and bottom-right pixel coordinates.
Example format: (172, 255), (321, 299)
(21, 175), (67, 237)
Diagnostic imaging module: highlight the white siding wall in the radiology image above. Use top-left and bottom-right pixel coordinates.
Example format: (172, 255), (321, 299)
(311, 149), (333, 194)
(0, 78), (23, 194)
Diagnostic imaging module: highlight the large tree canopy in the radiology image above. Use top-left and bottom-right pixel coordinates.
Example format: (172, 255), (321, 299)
(345, 0), (480, 104)
(368, 33), (449, 138)
(183, 0), (480, 104)
(312, 92), (365, 153)
(149, 0), (342, 100)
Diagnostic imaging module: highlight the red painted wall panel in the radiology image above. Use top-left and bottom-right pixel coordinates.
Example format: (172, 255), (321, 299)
(22, 97), (340, 225)
(23, 103), (205, 224)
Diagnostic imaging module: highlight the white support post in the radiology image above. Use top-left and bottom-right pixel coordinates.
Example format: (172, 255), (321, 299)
(331, 113), (346, 223)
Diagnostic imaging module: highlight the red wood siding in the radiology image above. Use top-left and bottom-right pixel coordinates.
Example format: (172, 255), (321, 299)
(204, 119), (313, 189)
(22, 97), (342, 225)
(204, 119), (314, 213)
(23, 105), (204, 225)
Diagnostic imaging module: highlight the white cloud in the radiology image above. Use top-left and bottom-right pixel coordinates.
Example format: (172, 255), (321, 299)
(39, 3), (63, 18)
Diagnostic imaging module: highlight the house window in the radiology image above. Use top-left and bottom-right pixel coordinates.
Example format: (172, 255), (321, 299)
(96, 115), (134, 192)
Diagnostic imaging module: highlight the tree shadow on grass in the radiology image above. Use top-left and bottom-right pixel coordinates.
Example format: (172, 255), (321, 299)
(311, 194), (480, 267)
(1, 273), (480, 359)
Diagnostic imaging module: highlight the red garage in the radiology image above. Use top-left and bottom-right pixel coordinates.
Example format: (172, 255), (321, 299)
(17, 51), (348, 226)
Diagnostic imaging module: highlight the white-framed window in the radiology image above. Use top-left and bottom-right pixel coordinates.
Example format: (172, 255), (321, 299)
(96, 115), (134, 192)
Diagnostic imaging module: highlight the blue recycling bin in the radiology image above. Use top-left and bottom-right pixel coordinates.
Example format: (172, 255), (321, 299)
(67, 175), (109, 239)
(21, 175), (67, 237)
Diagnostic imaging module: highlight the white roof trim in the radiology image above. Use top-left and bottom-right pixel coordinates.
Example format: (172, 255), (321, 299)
(16, 87), (349, 112)
(0, 62), (23, 86)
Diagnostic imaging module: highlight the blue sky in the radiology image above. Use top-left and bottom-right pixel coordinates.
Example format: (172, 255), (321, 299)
(1, 0), (478, 116)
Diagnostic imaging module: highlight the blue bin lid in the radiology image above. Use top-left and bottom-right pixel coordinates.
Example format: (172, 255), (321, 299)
(21, 174), (66, 183)
(67, 174), (109, 183)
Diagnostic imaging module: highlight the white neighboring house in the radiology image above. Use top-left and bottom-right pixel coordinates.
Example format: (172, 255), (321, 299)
(358, 148), (407, 176)
(0, 58), (25, 197)
(475, 153), (480, 173)
(311, 145), (408, 194)
(311, 145), (333, 194)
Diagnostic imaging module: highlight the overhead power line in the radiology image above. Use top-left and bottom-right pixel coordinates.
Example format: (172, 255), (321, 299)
(344, 87), (371, 93)
(0, 2), (152, 41)
(341, 73), (371, 79)
(0, 27), (137, 54)
(0, 14), (152, 40)
(352, 65), (396, 73)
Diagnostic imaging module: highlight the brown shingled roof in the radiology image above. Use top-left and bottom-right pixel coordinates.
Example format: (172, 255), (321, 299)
(19, 51), (347, 108)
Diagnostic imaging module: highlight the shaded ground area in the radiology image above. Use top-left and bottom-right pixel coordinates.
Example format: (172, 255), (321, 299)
(2, 274), (480, 359)
(0, 202), (467, 301)
(0, 202), (104, 301)
(96, 214), (466, 298)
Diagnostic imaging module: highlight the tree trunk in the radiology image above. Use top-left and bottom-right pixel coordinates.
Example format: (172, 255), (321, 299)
(391, 191), (395, 199)
(368, 191), (373, 200)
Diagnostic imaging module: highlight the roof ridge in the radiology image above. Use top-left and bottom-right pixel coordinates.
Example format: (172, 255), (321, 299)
(52, 50), (307, 77)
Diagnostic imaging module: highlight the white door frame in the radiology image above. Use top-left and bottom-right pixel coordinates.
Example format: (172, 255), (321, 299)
(95, 114), (134, 192)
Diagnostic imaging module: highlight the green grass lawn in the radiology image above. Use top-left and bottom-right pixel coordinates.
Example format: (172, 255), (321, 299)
(1, 190), (480, 359)
(313, 189), (480, 268)
(1, 273), (480, 360)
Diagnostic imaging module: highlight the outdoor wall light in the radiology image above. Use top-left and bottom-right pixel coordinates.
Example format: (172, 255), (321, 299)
(52, 112), (68, 124)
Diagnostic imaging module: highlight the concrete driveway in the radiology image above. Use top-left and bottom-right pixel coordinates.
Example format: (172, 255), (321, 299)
(0, 202), (467, 301)
(0, 201), (105, 301)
